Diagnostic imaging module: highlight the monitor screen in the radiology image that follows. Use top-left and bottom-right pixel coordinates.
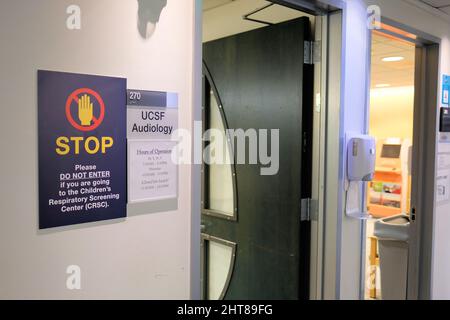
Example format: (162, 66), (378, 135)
(381, 144), (401, 159)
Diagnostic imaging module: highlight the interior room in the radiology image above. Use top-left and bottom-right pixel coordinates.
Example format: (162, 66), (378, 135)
(365, 30), (416, 300)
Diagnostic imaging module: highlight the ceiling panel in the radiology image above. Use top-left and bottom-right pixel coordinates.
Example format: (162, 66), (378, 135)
(420, 0), (450, 7)
(371, 33), (416, 88)
(251, 3), (310, 24)
(204, 0), (235, 11)
(203, 0), (314, 42)
(419, 0), (450, 15)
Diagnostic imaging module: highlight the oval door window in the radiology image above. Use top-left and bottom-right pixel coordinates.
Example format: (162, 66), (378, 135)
(203, 72), (237, 221)
(202, 235), (236, 300)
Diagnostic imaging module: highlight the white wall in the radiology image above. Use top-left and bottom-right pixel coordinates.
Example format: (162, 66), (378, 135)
(369, 86), (415, 140)
(336, 0), (372, 299)
(0, 0), (196, 299)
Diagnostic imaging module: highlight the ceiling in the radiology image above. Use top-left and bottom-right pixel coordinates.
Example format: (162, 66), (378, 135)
(204, 0), (236, 11)
(419, 0), (450, 15)
(203, 0), (314, 42)
(204, 1), (417, 89)
(371, 32), (416, 89)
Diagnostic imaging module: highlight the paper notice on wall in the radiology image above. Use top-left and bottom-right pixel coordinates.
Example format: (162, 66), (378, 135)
(443, 75), (450, 107)
(436, 170), (450, 203)
(128, 140), (178, 203)
(438, 153), (450, 170)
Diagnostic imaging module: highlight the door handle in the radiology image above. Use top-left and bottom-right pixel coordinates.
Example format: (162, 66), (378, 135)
(411, 207), (416, 222)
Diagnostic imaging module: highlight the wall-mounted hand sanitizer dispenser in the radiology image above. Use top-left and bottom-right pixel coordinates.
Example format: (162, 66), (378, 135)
(345, 134), (376, 219)
(347, 136), (376, 181)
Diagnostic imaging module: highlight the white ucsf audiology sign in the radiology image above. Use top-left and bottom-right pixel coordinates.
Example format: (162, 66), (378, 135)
(127, 90), (178, 203)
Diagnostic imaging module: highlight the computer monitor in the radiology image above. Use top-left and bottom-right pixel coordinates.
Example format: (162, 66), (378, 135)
(381, 144), (402, 159)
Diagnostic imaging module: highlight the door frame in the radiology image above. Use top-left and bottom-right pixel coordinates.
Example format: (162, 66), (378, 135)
(407, 44), (439, 300)
(193, 0), (345, 300)
(202, 17), (313, 299)
(409, 39), (439, 301)
(266, 0), (346, 301)
(191, 0), (203, 300)
(362, 17), (440, 300)
(320, 9), (344, 300)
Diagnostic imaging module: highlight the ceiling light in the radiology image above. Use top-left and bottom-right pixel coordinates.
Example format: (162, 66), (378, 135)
(375, 84), (391, 88)
(382, 56), (405, 62)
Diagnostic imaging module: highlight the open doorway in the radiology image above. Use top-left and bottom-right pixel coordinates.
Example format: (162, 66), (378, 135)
(364, 29), (416, 300)
(200, 0), (318, 300)
(364, 23), (439, 300)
